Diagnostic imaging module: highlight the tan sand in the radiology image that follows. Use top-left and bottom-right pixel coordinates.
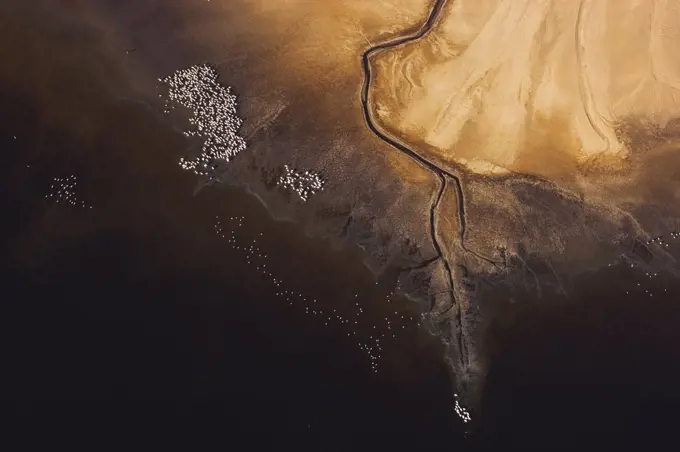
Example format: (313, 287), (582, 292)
(371, 0), (680, 178)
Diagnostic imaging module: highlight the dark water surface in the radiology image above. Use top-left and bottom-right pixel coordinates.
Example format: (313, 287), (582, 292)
(476, 260), (680, 448)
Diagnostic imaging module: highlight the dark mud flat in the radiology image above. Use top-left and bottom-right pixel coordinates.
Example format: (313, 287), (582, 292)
(0, 2), (463, 443)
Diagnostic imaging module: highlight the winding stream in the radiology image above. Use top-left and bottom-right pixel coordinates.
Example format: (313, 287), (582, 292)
(358, 0), (471, 366)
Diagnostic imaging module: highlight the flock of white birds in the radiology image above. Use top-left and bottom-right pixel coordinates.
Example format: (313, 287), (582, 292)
(213, 214), (426, 376)
(44, 175), (92, 209)
(160, 64), (328, 203)
(213, 213), (476, 422)
(454, 393), (472, 424)
(159, 64), (247, 176)
(613, 231), (680, 299)
(277, 164), (326, 202)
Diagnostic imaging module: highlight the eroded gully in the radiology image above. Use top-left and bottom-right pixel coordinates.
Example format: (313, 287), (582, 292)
(359, 0), (472, 365)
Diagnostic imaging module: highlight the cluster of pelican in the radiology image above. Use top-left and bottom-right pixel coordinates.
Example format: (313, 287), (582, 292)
(159, 64), (246, 176)
(44, 175), (92, 209)
(645, 234), (676, 249)
(277, 164), (326, 202)
(358, 337), (382, 373)
(454, 393), (472, 424)
(608, 231), (680, 296)
(214, 214), (421, 375)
